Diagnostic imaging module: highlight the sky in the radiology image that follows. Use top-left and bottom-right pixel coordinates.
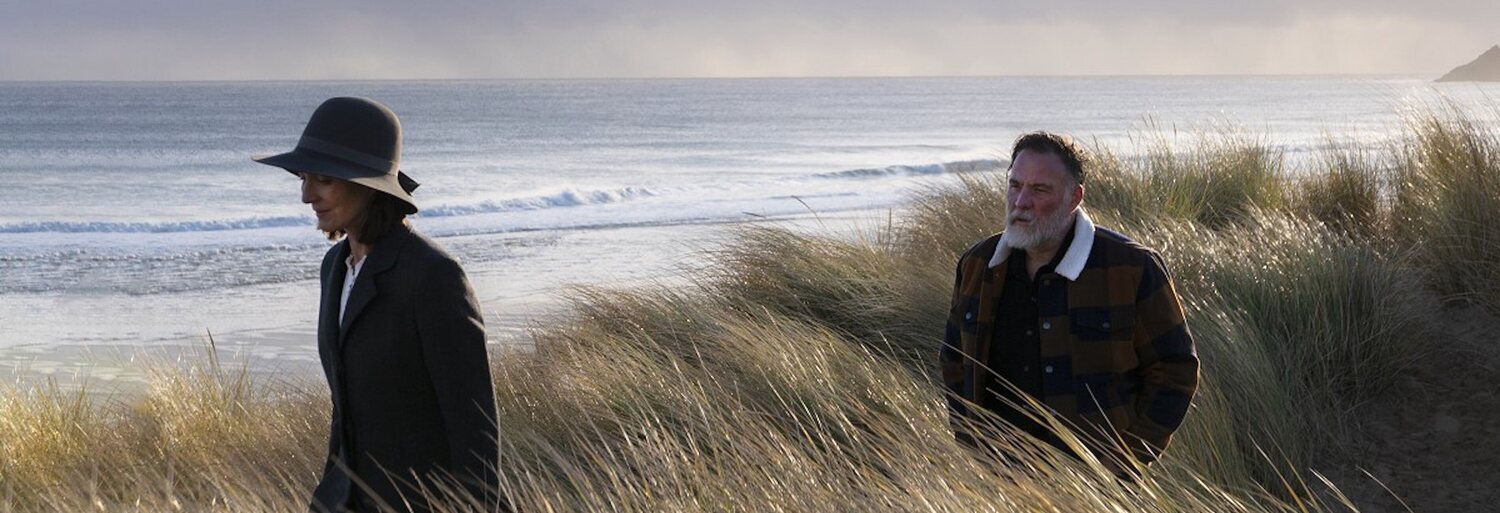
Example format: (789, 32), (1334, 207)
(0, 0), (1496, 80)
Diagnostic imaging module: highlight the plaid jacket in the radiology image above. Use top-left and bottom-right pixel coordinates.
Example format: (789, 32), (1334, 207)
(939, 209), (1199, 464)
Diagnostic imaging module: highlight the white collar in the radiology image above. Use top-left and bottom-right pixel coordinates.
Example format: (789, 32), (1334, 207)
(344, 254), (366, 276)
(987, 207), (1096, 281)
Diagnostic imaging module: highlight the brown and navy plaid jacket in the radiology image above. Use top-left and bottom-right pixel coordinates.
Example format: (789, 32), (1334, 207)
(940, 209), (1199, 464)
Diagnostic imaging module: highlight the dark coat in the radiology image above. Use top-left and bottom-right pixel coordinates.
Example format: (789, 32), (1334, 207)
(309, 224), (499, 512)
(939, 211), (1199, 465)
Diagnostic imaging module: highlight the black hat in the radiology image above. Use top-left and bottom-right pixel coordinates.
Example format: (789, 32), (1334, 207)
(253, 97), (420, 214)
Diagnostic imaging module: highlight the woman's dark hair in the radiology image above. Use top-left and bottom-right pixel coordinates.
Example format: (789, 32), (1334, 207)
(325, 190), (409, 244)
(1010, 131), (1087, 185)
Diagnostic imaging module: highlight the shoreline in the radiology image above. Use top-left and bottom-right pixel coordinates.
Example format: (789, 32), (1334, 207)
(0, 208), (899, 392)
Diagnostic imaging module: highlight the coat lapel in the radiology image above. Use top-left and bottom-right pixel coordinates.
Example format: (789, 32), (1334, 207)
(320, 241), (350, 355)
(336, 226), (413, 347)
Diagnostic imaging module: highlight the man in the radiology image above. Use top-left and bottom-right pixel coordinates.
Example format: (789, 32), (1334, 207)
(939, 132), (1199, 473)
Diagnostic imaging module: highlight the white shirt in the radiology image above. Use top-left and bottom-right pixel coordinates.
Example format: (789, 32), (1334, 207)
(339, 254), (366, 325)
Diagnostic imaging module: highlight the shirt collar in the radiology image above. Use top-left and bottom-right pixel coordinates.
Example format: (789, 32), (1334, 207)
(344, 254), (366, 276)
(987, 207), (1096, 281)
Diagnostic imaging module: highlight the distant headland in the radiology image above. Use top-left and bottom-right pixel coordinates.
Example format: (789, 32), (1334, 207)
(1437, 45), (1500, 82)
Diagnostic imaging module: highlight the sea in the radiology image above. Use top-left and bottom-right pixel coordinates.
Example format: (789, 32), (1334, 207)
(1, 76), (1497, 386)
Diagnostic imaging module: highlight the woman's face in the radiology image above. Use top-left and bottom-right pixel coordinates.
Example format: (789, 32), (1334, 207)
(299, 172), (374, 235)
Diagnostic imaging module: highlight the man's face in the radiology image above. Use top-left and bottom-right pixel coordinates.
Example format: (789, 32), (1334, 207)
(1005, 149), (1083, 250)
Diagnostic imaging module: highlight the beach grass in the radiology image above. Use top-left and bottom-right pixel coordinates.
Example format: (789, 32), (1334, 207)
(1392, 111), (1500, 313)
(1085, 128), (1289, 229)
(1, 109), (1495, 511)
(0, 352), (326, 512)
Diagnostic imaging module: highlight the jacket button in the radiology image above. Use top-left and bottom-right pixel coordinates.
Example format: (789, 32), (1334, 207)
(1044, 365), (1054, 373)
(964, 312), (973, 320)
(1041, 321), (1052, 330)
(1102, 321), (1111, 329)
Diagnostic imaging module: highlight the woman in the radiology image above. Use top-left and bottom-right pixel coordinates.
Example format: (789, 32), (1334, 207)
(253, 97), (500, 512)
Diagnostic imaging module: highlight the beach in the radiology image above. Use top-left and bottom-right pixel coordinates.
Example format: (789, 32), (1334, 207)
(0, 209), (888, 390)
(4, 76), (1498, 389)
(2, 77), (1500, 511)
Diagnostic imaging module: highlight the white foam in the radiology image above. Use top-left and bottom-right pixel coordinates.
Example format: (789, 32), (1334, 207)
(419, 186), (659, 217)
(812, 159), (1005, 179)
(0, 215), (311, 234)
(0, 186), (666, 235)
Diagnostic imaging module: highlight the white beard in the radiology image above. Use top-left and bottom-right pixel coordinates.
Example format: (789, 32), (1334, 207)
(1005, 203), (1076, 250)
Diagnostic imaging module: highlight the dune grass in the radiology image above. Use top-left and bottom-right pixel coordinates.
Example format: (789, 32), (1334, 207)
(1300, 145), (1385, 240)
(1085, 129), (1290, 229)
(1137, 214), (1434, 489)
(1, 109), (1495, 511)
(0, 352), (325, 512)
(496, 304), (1352, 513)
(1392, 112), (1500, 313)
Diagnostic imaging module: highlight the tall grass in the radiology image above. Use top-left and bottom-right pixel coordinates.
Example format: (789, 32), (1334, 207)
(1392, 112), (1500, 313)
(704, 226), (949, 364)
(1133, 214), (1434, 488)
(1086, 129), (1289, 228)
(496, 304), (1347, 512)
(1300, 145), (1385, 240)
(1, 110), (1495, 511)
(0, 353), (325, 512)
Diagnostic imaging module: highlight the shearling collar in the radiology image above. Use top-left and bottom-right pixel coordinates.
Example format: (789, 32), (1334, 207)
(986, 207), (1096, 281)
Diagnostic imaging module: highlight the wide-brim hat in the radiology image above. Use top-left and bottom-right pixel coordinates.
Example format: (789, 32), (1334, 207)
(253, 96), (420, 214)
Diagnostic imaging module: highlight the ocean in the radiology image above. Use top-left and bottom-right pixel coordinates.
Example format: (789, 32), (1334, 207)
(1, 76), (1496, 383)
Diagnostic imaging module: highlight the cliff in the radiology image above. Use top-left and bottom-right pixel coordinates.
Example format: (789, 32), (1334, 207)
(1438, 45), (1500, 82)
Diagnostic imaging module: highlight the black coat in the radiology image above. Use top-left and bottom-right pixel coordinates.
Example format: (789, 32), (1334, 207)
(309, 225), (499, 512)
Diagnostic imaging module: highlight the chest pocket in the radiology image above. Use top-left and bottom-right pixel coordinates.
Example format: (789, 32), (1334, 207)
(1070, 306), (1135, 343)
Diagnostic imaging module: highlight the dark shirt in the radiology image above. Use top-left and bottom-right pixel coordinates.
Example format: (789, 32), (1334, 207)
(983, 225), (1074, 445)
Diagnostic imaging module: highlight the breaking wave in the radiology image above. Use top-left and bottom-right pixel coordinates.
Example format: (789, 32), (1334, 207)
(813, 159), (1005, 179)
(0, 187), (661, 234)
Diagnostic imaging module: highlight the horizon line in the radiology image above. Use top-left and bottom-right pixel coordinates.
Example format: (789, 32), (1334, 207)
(0, 71), (1438, 84)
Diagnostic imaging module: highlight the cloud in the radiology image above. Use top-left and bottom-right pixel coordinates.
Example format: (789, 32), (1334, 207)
(0, 0), (1496, 79)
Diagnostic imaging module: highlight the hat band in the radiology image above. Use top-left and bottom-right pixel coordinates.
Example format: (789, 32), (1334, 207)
(297, 136), (398, 174)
